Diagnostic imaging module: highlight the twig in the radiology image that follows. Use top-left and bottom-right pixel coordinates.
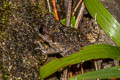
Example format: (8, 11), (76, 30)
(69, 71), (72, 78)
(81, 63), (84, 74)
(51, 0), (59, 20)
(114, 60), (119, 66)
(47, 0), (52, 12)
(72, 0), (82, 16)
(93, 13), (101, 80)
(80, 63), (84, 80)
(62, 69), (68, 80)
(64, 0), (68, 11)
(94, 61), (100, 80)
(74, 2), (85, 29)
(66, 0), (72, 27)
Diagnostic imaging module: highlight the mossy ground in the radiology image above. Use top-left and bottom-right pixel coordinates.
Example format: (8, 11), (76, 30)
(0, 0), (47, 79)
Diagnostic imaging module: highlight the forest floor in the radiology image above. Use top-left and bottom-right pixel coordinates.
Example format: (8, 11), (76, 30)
(0, 0), (120, 80)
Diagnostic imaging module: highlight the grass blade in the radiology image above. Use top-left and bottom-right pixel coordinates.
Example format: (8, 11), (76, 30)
(70, 66), (120, 80)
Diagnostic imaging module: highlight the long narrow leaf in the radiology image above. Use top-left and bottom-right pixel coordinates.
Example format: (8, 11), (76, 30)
(84, 0), (120, 46)
(39, 44), (120, 79)
(70, 66), (120, 80)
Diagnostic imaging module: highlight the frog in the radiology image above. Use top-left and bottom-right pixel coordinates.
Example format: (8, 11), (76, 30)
(35, 14), (89, 56)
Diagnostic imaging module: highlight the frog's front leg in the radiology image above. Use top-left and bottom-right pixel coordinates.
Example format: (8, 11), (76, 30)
(35, 40), (62, 55)
(37, 33), (59, 49)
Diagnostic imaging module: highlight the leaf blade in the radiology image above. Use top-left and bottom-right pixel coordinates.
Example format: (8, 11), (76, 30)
(69, 66), (120, 80)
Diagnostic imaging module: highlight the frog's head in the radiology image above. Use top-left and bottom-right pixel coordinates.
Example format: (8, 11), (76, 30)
(39, 14), (62, 35)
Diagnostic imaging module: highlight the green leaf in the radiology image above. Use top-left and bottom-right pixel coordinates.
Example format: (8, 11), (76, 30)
(60, 18), (66, 25)
(60, 16), (76, 28)
(39, 44), (120, 79)
(70, 66), (120, 80)
(84, 0), (120, 46)
(70, 16), (76, 28)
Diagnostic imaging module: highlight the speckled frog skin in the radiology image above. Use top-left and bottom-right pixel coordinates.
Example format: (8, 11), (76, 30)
(35, 14), (89, 56)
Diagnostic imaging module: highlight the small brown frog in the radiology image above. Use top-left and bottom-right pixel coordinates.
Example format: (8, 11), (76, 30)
(35, 14), (89, 56)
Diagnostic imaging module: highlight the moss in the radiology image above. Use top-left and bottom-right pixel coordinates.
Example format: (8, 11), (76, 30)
(0, 1), (11, 79)
(0, 65), (9, 80)
(0, 0), (48, 79)
(0, 47), (9, 80)
(38, 0), (48, 17)
(0, 0), (11, 40)
(30, 0), (48, 19)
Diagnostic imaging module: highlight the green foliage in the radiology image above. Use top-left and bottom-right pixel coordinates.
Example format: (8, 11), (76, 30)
(60, 16), (76, 28)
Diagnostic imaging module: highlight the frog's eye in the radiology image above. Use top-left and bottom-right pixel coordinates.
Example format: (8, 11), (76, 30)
(39, 26), (44, 34)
